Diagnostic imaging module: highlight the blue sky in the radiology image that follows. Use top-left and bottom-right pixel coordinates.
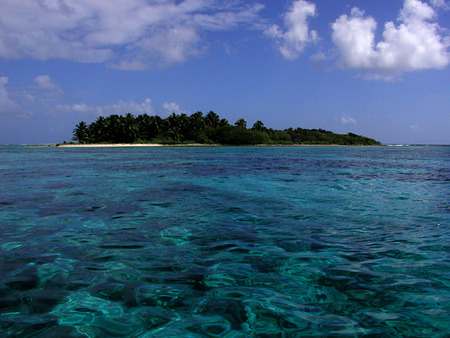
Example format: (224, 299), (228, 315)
(0, 0), (449, 144)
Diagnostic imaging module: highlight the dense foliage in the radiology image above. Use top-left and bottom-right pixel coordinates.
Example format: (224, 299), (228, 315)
(72, 112), (381, 145)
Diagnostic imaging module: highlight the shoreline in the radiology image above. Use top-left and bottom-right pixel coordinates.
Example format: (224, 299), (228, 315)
(57, 143), (164, 147)
(29, 143), (385, 148)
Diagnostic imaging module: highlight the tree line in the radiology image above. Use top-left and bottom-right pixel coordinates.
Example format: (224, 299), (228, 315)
(71, 111), (381, 145)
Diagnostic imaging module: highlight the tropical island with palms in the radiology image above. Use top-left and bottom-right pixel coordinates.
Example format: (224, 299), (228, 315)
(69, 111), (381, 146)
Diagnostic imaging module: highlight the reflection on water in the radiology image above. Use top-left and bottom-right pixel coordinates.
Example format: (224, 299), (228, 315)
(0, 145), (448, 336)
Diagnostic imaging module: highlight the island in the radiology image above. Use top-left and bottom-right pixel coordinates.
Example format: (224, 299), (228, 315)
(69, 112), (382, 146)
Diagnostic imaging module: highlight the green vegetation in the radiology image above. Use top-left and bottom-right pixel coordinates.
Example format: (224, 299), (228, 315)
(72, 112), (382, 146)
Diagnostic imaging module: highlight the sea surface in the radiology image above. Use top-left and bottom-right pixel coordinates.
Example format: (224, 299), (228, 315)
(0, 145), (448, 337)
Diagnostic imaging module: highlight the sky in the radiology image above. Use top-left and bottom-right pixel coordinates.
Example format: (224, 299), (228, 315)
(0, 0), (449, 145)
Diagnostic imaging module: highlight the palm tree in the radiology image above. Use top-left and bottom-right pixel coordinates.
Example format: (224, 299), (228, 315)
(89, 116), (107, 143)
(234, 118), (247, 129)
(252, 120), (266, 132)
(218, 118), (229, 127)
(106, 115), (121, 143)
(72, 121), (90, 143)
(123, 113), (138, 143)
(188, 112), (205, 136)
(205, 111), (220, 128)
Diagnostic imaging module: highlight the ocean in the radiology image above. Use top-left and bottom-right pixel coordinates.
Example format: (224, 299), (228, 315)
(0, 145), (448, 336)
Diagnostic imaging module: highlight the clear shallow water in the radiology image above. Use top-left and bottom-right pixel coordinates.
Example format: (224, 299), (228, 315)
(0, 145), (448, 337)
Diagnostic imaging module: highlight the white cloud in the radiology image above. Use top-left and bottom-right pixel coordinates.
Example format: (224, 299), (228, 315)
(266, 0), (317, 59)
(115, 25), (202, 70)
(0, 76), (37, 118)
(190, 2), (265, 31)
(163, 102), (183, 115)
(428, 0), (449, 9)
(0, 76), (20, 114)
(57, 98), (155, 117)
(0, 76), (10, 100)
(332, 0), (449, 77)
(34, 75), (60, 91)
(332, 8), (377, 69)
(0, 0), (265, 69)
(341, 113), (357, 125)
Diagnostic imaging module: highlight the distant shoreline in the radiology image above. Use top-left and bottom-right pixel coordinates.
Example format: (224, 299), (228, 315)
(29, 143), (385, 148)
(57, 143), (164, 147)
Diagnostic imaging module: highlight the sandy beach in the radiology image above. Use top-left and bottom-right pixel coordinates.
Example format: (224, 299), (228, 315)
(54, 143), (221, 147)
(44, 143), (381, 148)
(56, 143), (163, 147)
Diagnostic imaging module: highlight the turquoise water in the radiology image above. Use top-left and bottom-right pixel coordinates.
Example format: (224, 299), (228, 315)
(0, 145), (448, 337)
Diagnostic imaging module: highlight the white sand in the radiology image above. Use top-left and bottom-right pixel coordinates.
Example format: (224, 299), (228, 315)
(56, 143), (163, 147)
(55, 143), (219, 147)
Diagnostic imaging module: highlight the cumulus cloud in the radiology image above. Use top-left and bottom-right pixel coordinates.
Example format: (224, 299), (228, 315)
(266, 0), (318, 59)
(163, 102), (183, 115)
(332, 0), (449, 77)
(0, 0), (264, 69)
(34, 75), (60, 91)
(57, 98), (155, 117)
(332, 8), (377, 69)
(341, 113), (357, 125)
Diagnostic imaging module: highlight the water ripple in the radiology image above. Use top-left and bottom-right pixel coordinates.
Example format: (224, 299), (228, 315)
(0, 145), (448, 336)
